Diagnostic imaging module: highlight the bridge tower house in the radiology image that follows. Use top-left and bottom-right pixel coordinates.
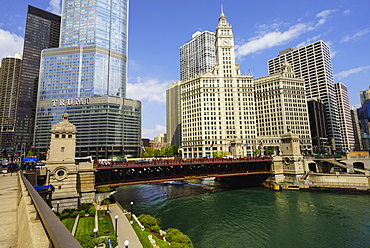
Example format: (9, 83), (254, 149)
(272, 130), (305, 183)
(46, 113), (95, 211)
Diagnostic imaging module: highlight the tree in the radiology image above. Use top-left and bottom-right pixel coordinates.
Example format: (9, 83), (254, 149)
(213, 151), (229, 158)
(27, 149), (34, 157)
(253, 149), (261, 157)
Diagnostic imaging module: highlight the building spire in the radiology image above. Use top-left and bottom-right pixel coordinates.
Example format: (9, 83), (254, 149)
(221, 4), (224, 14)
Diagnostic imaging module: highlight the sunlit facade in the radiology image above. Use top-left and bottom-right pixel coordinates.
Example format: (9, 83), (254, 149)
(35, 0), (141, 159)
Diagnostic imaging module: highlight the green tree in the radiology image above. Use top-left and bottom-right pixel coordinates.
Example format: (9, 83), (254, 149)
(142, 147), (154, 157)
(213, 151), (229, 158)
(253, 149), (261, 157)
(267, 149), (274, 156)
(97, 186), (112, 193)
(27, 149), (34, 157)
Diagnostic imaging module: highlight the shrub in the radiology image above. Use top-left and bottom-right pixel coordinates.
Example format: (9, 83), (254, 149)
(79, 203), (91, 211)
(165, 228), (193, 248)
(97, 186), (113, 193)
(79, 210), (86, 216)
(62, 208), (73, 215)
(150, 224), (161, 234)
(88, 205), (96, 216)
(138, 214), (159, 228)
(165, 228), (182, 242)
(60, 212), (70, 219)
(71, 210), (79, 218)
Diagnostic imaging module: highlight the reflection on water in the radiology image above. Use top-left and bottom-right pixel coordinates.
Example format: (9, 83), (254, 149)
(114, 178), (370, 248)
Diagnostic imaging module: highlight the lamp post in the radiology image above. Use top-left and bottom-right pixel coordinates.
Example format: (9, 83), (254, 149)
(115, 215), (118, 237)
(124, 240), (130, 248)
(56, 201), (60, 214)
(130, 201), (133, 224)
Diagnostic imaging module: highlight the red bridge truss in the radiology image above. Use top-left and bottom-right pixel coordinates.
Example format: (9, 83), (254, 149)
(94, 157), (272, 188)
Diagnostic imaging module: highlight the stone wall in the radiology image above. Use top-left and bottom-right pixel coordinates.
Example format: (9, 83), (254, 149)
(17, 174), (50, 248)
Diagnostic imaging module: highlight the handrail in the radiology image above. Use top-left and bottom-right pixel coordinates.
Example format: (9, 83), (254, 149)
(21, 173), (82, 248)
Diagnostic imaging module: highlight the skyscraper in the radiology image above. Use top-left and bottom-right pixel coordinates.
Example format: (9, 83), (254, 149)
(15, 5), (61, 153)
(307, 98), (330, 152)
(360, 88), (370, 105)
(335, 82), (355, 151)
(0, 55), (22, 151)
(166, 81), (182, 147)
(254, 61), (312, 153)
(180, 31), (216, 81)
(34, 0), (141, 159)
(180, 12), (256, 158)
(268, 41), (342, 152)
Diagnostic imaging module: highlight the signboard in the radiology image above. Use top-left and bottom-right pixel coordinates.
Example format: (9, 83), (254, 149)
(23, 157), (38, 163)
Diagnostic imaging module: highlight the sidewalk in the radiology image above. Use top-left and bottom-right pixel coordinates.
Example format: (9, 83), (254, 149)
(0, 173), (18, 247)
(108, 203), (143, 248)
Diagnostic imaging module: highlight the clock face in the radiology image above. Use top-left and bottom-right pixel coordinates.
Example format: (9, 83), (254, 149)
(223, 39), (229, 45)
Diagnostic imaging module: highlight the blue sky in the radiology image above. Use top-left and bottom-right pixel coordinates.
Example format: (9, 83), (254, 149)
(1, 0), (369, 139)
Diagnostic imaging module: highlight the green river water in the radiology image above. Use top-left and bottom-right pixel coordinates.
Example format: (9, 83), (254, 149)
(114, 178), (370, 248)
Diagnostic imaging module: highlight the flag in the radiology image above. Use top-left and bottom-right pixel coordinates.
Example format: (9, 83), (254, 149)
(228, 143), (231, 147)
(244, 143), (248, 147)
(210, 143), (214, 148)
(141, 145), (145, 151)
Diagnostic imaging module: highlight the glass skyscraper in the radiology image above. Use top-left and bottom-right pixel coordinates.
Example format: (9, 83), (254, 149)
(35, 0), (141, 159)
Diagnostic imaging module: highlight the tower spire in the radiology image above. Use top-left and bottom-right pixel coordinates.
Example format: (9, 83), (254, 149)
(221, 4), (224, 14)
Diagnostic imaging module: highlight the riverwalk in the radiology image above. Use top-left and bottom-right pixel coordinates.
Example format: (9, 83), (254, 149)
(108, 203), (143, 248)
(0, 173), (18, 247)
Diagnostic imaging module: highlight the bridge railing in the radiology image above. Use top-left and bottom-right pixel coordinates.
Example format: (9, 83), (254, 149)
(95, 156), (272, 167)
(21, 173), (82, 248)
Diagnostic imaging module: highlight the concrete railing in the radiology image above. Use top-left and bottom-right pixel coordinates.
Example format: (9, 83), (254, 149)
(19, 172), (82, 248)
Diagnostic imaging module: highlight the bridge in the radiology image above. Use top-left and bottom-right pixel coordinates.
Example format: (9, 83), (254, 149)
(94, 157), (272, 188)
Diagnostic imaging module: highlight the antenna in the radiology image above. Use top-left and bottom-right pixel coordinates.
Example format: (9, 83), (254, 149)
(221, 4), (224, 14)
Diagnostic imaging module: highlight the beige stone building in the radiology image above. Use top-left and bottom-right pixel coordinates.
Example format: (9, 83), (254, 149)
(254, 61), (312, 154)
(46, 113), (95, 210)
(181, 12), (256, 158)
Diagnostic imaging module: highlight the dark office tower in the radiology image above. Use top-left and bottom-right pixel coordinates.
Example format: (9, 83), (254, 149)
(351, 107), (363, 151)
(268, 41), (342, 152)
(0, 55), (22, 152)
(15, 5), (60, 152)
(307, 99), (330, 153)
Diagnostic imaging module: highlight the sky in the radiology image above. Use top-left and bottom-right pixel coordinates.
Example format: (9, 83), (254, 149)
(0, 0), (369, 139)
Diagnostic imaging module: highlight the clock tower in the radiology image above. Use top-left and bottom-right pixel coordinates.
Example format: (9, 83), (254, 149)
(214, 11), (241, 77)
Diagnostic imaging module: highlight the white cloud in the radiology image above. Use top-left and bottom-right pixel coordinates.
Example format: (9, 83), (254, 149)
(330, 50), (337, 58)
(296, 34), (322, 48)
(127, 76), (172, 103)
(235, 9), (336, 58)
(142, 125), (166, 139)
(47, 0), (62, 15)
(315, 9), (336, 26)
(343, 9), (351, 15)
(335, 65), (370, 80)
(340, 28), (370, 43)
(0, 29), (23, 59)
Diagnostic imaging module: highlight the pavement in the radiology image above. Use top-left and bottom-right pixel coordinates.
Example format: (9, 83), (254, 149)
(108, 203), (143, 248)
(0, 173), (18, 248)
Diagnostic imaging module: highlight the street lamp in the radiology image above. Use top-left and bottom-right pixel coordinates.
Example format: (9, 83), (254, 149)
(124, 240), (130, 248)
(115, 215), (118, 237)
(56, 201), (60, 214)
(130, 201), (133, 224)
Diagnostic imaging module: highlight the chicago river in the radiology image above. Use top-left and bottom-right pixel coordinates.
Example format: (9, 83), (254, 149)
(115, 178), (370, 248)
